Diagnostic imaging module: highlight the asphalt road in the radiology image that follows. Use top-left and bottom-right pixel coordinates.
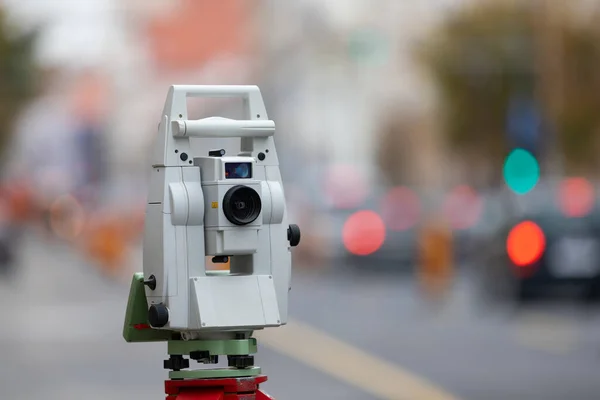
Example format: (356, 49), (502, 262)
(1, 231), (600, 399)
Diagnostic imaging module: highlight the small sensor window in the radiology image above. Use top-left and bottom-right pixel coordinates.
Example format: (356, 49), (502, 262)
(225, 162), (252, 179)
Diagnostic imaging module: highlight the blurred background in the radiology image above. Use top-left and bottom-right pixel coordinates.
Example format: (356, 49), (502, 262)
(1, 0), (600, 399)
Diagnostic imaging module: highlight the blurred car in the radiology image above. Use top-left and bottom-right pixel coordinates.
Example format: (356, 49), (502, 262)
(477, 178), (600, 303)
(326, 181), (436, 274)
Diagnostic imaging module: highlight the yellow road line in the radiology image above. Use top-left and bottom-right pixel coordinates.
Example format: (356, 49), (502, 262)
(256, 319), (462, 400)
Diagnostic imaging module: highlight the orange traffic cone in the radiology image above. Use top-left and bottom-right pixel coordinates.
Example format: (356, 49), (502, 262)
(417, 216), (454, 303)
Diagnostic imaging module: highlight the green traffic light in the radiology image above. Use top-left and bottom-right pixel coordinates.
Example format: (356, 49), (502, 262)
(503, 148), (540, 194)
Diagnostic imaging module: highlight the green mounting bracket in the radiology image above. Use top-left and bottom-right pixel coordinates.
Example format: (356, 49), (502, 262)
(169, 367), (261, 380)
(123, 273), (173, 343)
(123, 273), (260, 346)
(123, 273), (260, 380)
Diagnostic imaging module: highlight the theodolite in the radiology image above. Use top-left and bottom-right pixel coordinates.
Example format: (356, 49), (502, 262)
(123, 85), (300, 399)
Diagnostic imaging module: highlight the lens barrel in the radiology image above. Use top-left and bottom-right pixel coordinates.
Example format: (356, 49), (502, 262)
(222, 185), (262, 225)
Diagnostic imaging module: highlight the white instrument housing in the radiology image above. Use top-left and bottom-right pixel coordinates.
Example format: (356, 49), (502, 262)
(142, 85), (294, 333)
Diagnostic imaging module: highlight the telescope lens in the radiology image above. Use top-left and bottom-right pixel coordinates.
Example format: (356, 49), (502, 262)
(223, 185), (262, 225)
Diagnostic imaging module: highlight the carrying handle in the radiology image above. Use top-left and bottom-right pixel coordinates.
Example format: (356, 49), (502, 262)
(171, 119), (275, 138)
(155, 85), (274, 167)
(168, 85), (268, 122)
(173, 85), (261, 98)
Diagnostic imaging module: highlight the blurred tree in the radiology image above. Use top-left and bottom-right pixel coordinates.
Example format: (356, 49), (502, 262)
(415, 0), (600, 180)
(0, 8), (40, 163)
(555, 14), (600, 175)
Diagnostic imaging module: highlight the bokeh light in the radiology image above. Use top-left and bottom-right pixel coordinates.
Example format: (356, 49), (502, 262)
(503, 148), (540, 195)
(380, 186), (421, 231)
(324, 164), (369, 210)
(506, 221), (546, 266)
(442, 185), (483, 230)
(342, 210), (385, 256)
(557, 177), (595, 218)
(49, 194), (87, 241)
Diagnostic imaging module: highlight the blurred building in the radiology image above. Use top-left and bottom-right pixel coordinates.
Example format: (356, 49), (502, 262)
(1, 0), (483, 205)
(105, 0), (261, 193)
(256, 0), (474, 191)
(1, 0), (262, 205)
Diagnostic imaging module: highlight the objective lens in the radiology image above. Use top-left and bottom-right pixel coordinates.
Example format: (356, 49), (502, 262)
(222, 185), (261, 225)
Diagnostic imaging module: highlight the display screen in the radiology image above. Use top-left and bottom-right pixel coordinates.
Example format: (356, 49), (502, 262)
(225, 162), (252, 179)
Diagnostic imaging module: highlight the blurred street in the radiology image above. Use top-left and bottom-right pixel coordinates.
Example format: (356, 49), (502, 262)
(1, 230), (599, 400)
(1, 1), (600, 399)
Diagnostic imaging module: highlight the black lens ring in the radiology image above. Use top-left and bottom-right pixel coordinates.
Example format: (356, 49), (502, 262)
(222, 185), (262, 225)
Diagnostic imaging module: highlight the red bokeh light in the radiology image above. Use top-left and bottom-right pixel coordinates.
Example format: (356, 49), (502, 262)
(380, 186), (421, 231)
(557, 177), (595, 218)
(342, 210), (386, 256)
(506, 221), (546, 266)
